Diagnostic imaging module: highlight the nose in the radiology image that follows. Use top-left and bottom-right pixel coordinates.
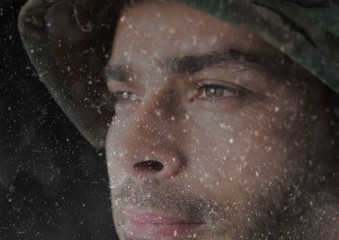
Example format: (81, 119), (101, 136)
(127, 147), (185, 180)
(106, 89), (187, 180)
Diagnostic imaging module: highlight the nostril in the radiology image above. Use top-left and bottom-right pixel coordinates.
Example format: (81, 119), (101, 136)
(133, 160), (164, 173)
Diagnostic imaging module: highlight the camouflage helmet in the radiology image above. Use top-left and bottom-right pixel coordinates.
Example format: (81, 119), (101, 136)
(19, 0), (339, 148)
(181, 0), (339, 94)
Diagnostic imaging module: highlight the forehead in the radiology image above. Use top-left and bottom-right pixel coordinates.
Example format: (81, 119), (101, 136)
(109, 0), (282, 66)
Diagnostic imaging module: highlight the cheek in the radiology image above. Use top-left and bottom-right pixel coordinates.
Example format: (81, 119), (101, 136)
(105, 120), (128, 185)
(184, 107), (301, 202)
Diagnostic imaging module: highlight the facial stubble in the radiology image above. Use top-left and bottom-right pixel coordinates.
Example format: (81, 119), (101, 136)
(111, 169), (313, 240)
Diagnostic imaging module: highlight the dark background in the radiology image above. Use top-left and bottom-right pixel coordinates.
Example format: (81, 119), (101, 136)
(0, 0), (118, 239)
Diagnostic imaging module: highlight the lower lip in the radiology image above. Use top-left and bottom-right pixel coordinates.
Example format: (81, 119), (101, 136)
(124, 211), (205, 239)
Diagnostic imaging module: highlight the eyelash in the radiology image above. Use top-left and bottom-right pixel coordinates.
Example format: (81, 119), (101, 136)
(192, 82), (246, 102)
(114, 91), (138, 101)
(110, 81), (248, 106)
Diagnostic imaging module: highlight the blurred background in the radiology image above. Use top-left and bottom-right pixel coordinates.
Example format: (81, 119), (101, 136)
(0, 0), (118, 239)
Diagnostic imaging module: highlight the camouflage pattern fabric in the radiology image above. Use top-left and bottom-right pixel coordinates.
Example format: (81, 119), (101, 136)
(179, 0), (339, 95)
(19, 0), (123, 148)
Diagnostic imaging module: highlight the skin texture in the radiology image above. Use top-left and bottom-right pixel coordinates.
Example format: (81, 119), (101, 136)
(105, 1), (339, 239)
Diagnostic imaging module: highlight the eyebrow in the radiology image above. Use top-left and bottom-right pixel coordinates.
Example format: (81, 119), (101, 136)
(104, 49), (271, 82)
(160, 49), (266, 75)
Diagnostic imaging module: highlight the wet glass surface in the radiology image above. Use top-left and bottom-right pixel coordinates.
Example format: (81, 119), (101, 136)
(1, 0), (338, 239)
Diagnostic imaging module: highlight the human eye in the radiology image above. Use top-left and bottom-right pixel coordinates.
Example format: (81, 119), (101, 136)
(199, 84), (241, 98)
(109, 88), (141, 115)
(106, 78), (140, 104)
(187, 79), (252, 112)
(192, 81), (248, 102)
(114, 91), (139, 102)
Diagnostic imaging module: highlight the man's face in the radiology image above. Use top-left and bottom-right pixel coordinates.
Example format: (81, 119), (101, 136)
(105, 1), (337, 239)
